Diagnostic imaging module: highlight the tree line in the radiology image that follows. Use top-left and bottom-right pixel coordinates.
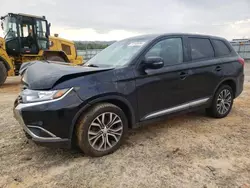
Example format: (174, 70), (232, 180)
(74, 42), (111, 50)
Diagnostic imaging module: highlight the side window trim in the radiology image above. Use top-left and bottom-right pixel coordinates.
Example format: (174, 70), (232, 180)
(182, 36), (190, 63)
(183, 35), (192, 62)
(209, 38), (216, 57)
(188, 37), (215, 62)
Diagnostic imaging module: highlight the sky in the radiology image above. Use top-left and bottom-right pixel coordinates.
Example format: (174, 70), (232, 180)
(0, 0), (250, 41)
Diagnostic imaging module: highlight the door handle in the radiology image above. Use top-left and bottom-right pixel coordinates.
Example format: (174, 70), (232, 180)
(215, 66), (222, 72)
(179, 72), (188, 80)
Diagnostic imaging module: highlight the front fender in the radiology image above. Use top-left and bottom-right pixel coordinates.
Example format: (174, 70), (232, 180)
(69, 94), (136, 140)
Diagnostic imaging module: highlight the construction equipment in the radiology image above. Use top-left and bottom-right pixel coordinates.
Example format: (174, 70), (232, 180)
(0, 13), (83, 86)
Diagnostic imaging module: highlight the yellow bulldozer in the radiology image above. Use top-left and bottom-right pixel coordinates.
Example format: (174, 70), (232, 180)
(0, 13), (83, 86)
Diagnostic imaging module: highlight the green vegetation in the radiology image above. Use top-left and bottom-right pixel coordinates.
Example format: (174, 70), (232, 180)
(74, 41), (114, 50)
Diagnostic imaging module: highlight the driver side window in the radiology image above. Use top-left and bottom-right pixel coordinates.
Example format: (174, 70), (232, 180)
(145, 38), (183, 66)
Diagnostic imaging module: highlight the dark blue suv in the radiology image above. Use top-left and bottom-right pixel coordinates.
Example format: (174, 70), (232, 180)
(14, 33), (244, 157)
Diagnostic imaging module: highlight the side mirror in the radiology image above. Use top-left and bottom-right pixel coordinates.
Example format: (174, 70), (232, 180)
(143, 56), (164, 69)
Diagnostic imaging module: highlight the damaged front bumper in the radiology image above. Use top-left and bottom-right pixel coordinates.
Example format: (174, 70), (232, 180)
(13, 89), (83, 148)
(14, 104), (71, 148)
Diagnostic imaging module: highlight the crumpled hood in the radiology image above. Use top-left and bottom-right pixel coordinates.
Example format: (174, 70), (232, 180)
(20, 61), (113, 90)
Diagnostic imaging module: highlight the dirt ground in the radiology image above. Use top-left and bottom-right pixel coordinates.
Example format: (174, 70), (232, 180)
(0, 63), (250, 188)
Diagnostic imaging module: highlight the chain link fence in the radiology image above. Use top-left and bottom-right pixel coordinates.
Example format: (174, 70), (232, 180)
(230, 39), (250, 60)
(77, 40), (250, 63)
(77, 49), (103, 63)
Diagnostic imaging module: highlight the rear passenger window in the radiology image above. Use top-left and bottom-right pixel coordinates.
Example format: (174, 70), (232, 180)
(212, 39), (230, 56)
(145, 38), (183, 66)
(189, 38), (214, 60)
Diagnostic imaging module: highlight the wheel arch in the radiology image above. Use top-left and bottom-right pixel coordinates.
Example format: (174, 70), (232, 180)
(69, 95), (135, 144)
(43, 50), (70, 63)
(214, 78), (237, 98)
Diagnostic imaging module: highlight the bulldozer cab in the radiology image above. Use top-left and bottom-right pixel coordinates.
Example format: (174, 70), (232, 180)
(0, 13), (83, 86)
(1, 13), (50, 56)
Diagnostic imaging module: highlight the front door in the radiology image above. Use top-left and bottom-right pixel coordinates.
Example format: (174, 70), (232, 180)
(135, 37), (192, 121)
(19, 17), (38, 54)
(35, 19), (49, 51)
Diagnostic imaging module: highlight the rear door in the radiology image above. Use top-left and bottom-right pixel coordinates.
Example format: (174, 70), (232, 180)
(185, 37), (222, 101)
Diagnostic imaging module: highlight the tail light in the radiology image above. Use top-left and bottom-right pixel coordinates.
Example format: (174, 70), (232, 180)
(238, 57), (245, 66)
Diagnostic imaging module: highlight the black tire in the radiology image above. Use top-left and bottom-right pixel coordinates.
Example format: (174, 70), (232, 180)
(206, 85), (234, 118)
(47, 56), (65, 62)
(0, 61), (7, 86)
(76, 103), (128, 157)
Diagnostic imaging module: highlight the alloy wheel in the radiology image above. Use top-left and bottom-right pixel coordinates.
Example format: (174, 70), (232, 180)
(216, 89), (232, 115)
(88, 112), (123, 151)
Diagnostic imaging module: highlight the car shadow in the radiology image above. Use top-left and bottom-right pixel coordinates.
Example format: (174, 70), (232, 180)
(28, 109), (208, 159)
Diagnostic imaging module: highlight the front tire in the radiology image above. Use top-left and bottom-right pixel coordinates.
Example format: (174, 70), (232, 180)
(76, 103), (128, 157)
(206, 85), (234, 118)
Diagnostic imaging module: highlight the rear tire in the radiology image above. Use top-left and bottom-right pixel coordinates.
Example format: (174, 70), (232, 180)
(76, 103), (128, 157)
(206, 85), (234, 118)
(47, 56), (65, 62)
(0, 61), (7, 86)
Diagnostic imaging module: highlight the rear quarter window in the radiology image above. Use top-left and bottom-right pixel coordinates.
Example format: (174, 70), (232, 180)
(189, 38), (214, 60)
(212, 39), (231, 56)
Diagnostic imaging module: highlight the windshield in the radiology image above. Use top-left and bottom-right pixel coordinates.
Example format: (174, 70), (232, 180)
(86, 38), (150, 68)
(1, 16), (18, 40)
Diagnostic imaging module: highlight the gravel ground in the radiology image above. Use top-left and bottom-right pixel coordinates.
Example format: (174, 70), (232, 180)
(0, 63), (250, 188)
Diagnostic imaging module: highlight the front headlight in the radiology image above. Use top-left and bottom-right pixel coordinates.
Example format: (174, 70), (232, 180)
(21, 88), (71, 103)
